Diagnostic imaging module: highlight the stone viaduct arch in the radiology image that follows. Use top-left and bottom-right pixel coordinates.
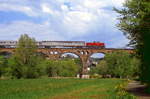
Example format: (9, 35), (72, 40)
(0, 48), (134, 78)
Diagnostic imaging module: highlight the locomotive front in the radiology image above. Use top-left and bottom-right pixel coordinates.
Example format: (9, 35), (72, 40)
(86, 42), (105, 48)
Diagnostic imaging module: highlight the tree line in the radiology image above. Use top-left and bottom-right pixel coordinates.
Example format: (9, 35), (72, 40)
(0, 34), (80, 79)
(90, 51), (140, 79)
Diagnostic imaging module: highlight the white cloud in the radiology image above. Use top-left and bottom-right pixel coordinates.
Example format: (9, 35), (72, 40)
(0, 3), (39, 16)
(0, 21), (65, 40)
(0, 0), (126, 16)
(112, 0), (126, 7)
(83, 0), (107, 9)
(0, 0), (129, 48)
(41, 3), (54, 15)
(62, 10), (106, 37)
(61, 5), (69, 11)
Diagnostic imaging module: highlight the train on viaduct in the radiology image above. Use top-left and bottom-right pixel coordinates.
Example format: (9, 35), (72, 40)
(0, 40), (134, 78)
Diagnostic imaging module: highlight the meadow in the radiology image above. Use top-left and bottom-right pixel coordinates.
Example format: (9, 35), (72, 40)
(0, 78), (130, 99)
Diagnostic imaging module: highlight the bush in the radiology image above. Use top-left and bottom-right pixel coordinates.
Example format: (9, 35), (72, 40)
(41, 59), (79, 77)
(0, 56), (13, 78)
(114, 81), (137, 99)
(90, 51), (140, 79)
(90, 74), (102, 78)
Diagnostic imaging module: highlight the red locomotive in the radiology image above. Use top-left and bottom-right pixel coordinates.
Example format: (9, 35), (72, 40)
(86, 42), (105, 48)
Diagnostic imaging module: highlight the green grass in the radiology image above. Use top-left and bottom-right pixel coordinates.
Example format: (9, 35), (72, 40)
(0, 78), (126, 99)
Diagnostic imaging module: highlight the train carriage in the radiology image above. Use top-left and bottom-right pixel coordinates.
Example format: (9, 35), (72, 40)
(0, 41), (17, 48)
(40, 41), (86, 48)
(0, 40), (105, 49)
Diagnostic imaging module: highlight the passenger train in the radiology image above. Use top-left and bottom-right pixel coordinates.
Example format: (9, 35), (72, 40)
(0, 41), (105, 49)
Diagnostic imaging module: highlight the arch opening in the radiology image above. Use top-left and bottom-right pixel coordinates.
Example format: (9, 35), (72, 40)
(88, 53), (105, 69)
(60, 52), (79, 59)
(60, 52), (82, 77)
(0, 51), (12, 58)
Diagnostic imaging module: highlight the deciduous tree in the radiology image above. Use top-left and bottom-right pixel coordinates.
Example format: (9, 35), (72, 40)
(115, 0), (150, 83)
(10, 34), (42, 78)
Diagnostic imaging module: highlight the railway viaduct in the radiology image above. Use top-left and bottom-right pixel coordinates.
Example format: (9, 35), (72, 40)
(0, 48), (134, 78)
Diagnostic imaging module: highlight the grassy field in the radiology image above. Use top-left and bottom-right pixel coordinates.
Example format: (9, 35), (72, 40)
(0, 78), (128, 99)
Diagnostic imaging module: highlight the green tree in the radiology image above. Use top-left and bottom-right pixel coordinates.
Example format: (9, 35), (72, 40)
(98, 60), (108, 76)
(105, 51), (139, 78)
(73, 58), (82, 74)
(42, 59), (79, 77)
(90, 60), (108, 77)
(130, 57), (140, 77)
(10, 34), (43, 78)
(0, 56), (5, 77)
(59, 59), (79, 77)
(88, 51), (140, 78)
(43, 60), (61, 77)
(0, 56), (11, 78)
(115, 0), (150, 83)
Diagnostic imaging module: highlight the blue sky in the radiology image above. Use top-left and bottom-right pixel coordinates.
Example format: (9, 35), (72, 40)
(0, 0), (129, 48)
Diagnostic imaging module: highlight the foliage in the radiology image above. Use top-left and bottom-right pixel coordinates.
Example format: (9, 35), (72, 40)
(106, 51), (140, 78)
(97, 60), (108, 76)
(91, 51), (140, 78)
(114, 81), (137, 98)
(59, 59), (79, 77)
(42, 59), (79, 77)
(115, 0), (150, 83)
(9, 34), (44, 79)
(130, 57), (140, 76)
(0, 34), (80, 78)
(74, 58), (82, 74)
(90, 60), (108, 77)
(0, 56), (8, 77)
(41, 60), (60, 77)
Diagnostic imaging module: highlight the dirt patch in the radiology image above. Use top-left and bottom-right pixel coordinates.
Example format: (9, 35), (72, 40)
(126, 81), (150, 99)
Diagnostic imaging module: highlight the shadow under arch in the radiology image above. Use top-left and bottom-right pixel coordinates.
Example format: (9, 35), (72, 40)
(36, 52), (49, 58)
(0, 51), (13, 58)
